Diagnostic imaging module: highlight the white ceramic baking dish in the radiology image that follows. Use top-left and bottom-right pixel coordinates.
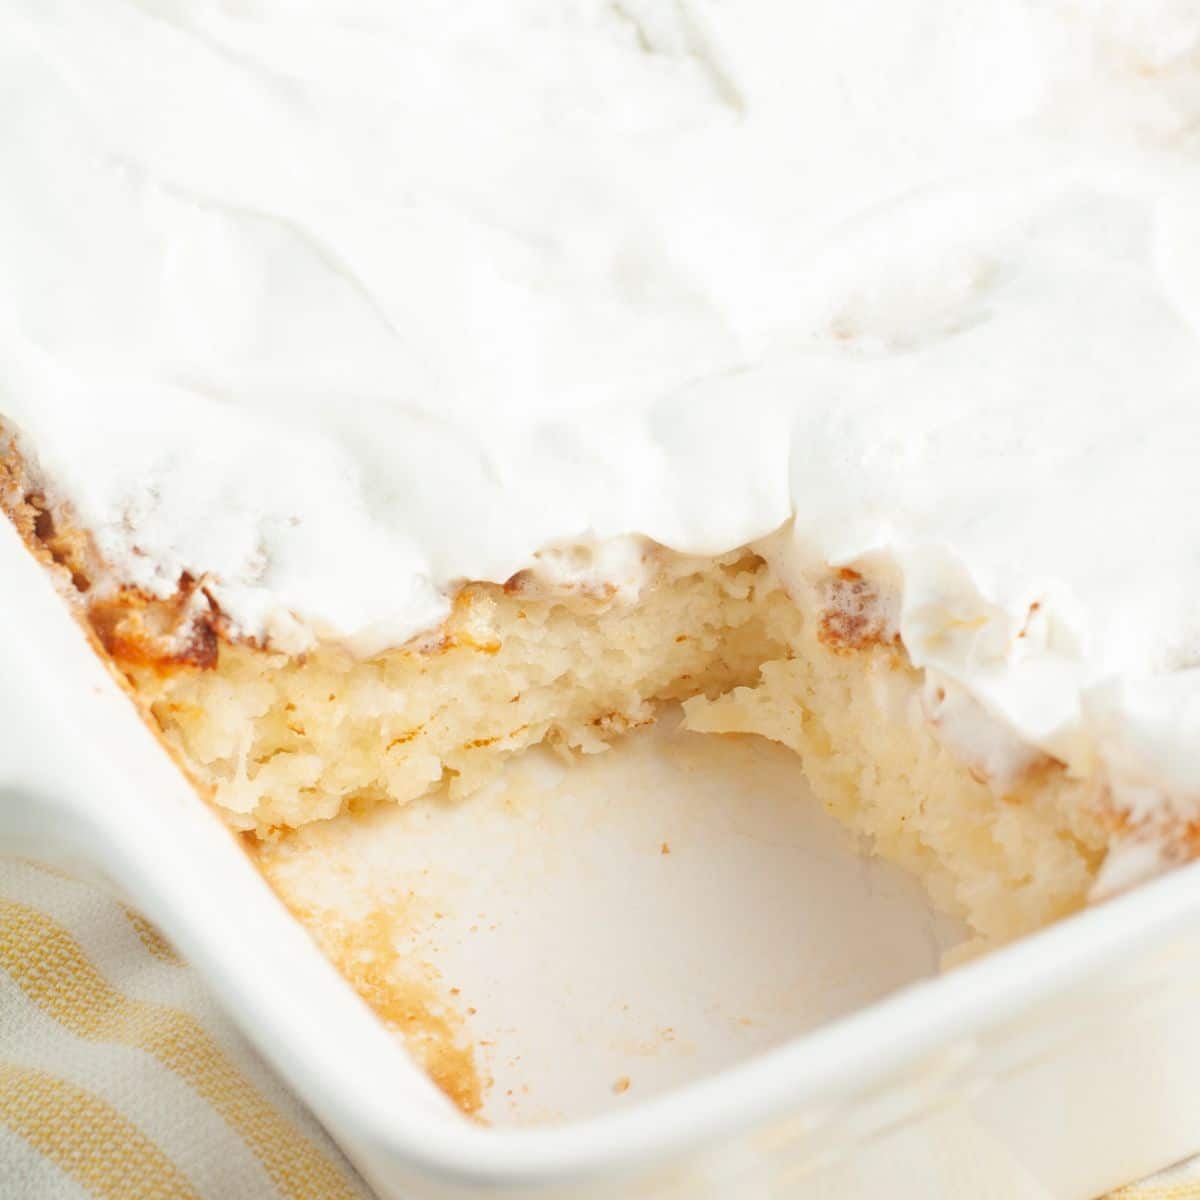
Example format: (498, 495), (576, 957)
(4, 511), (1200, 1200)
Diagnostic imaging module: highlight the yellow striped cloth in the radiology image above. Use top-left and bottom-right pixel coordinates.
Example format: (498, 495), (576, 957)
(0, 858), (369, 1200)
(1, 854), (1197, 1200)
(1111, 1173), (1200, 1200)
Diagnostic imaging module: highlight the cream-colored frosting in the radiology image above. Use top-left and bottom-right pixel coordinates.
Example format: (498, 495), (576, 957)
(4, 2), (1200, 854)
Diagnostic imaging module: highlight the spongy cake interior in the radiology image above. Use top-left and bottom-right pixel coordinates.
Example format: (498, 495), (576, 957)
(124, 549), (1106, 948)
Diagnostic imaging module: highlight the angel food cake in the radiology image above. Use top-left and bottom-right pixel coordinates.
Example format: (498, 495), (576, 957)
(4, 1), (1200, 949)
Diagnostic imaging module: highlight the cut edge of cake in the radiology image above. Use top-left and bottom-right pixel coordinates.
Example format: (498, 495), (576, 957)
(1, 431), (1114, 948)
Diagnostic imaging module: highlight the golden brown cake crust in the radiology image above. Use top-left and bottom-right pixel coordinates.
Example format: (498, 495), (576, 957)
(1, 434), (224, 672)
(817, 568), (896, 654)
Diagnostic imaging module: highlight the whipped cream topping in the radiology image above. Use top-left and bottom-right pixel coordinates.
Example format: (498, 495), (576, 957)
(4, 2), (1200, 848)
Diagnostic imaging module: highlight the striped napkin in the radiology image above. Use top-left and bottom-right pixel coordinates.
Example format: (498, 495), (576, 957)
(1111, 1168), (1200, 1200)
(0, 857), (368, 1199)
(0, 853), (1195, 1200)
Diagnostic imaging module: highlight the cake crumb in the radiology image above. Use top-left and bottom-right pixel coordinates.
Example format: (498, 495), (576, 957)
(255, 901), (484, 1117)
(660, 841), (670, 855)
(612, 1076), (631, 1095)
